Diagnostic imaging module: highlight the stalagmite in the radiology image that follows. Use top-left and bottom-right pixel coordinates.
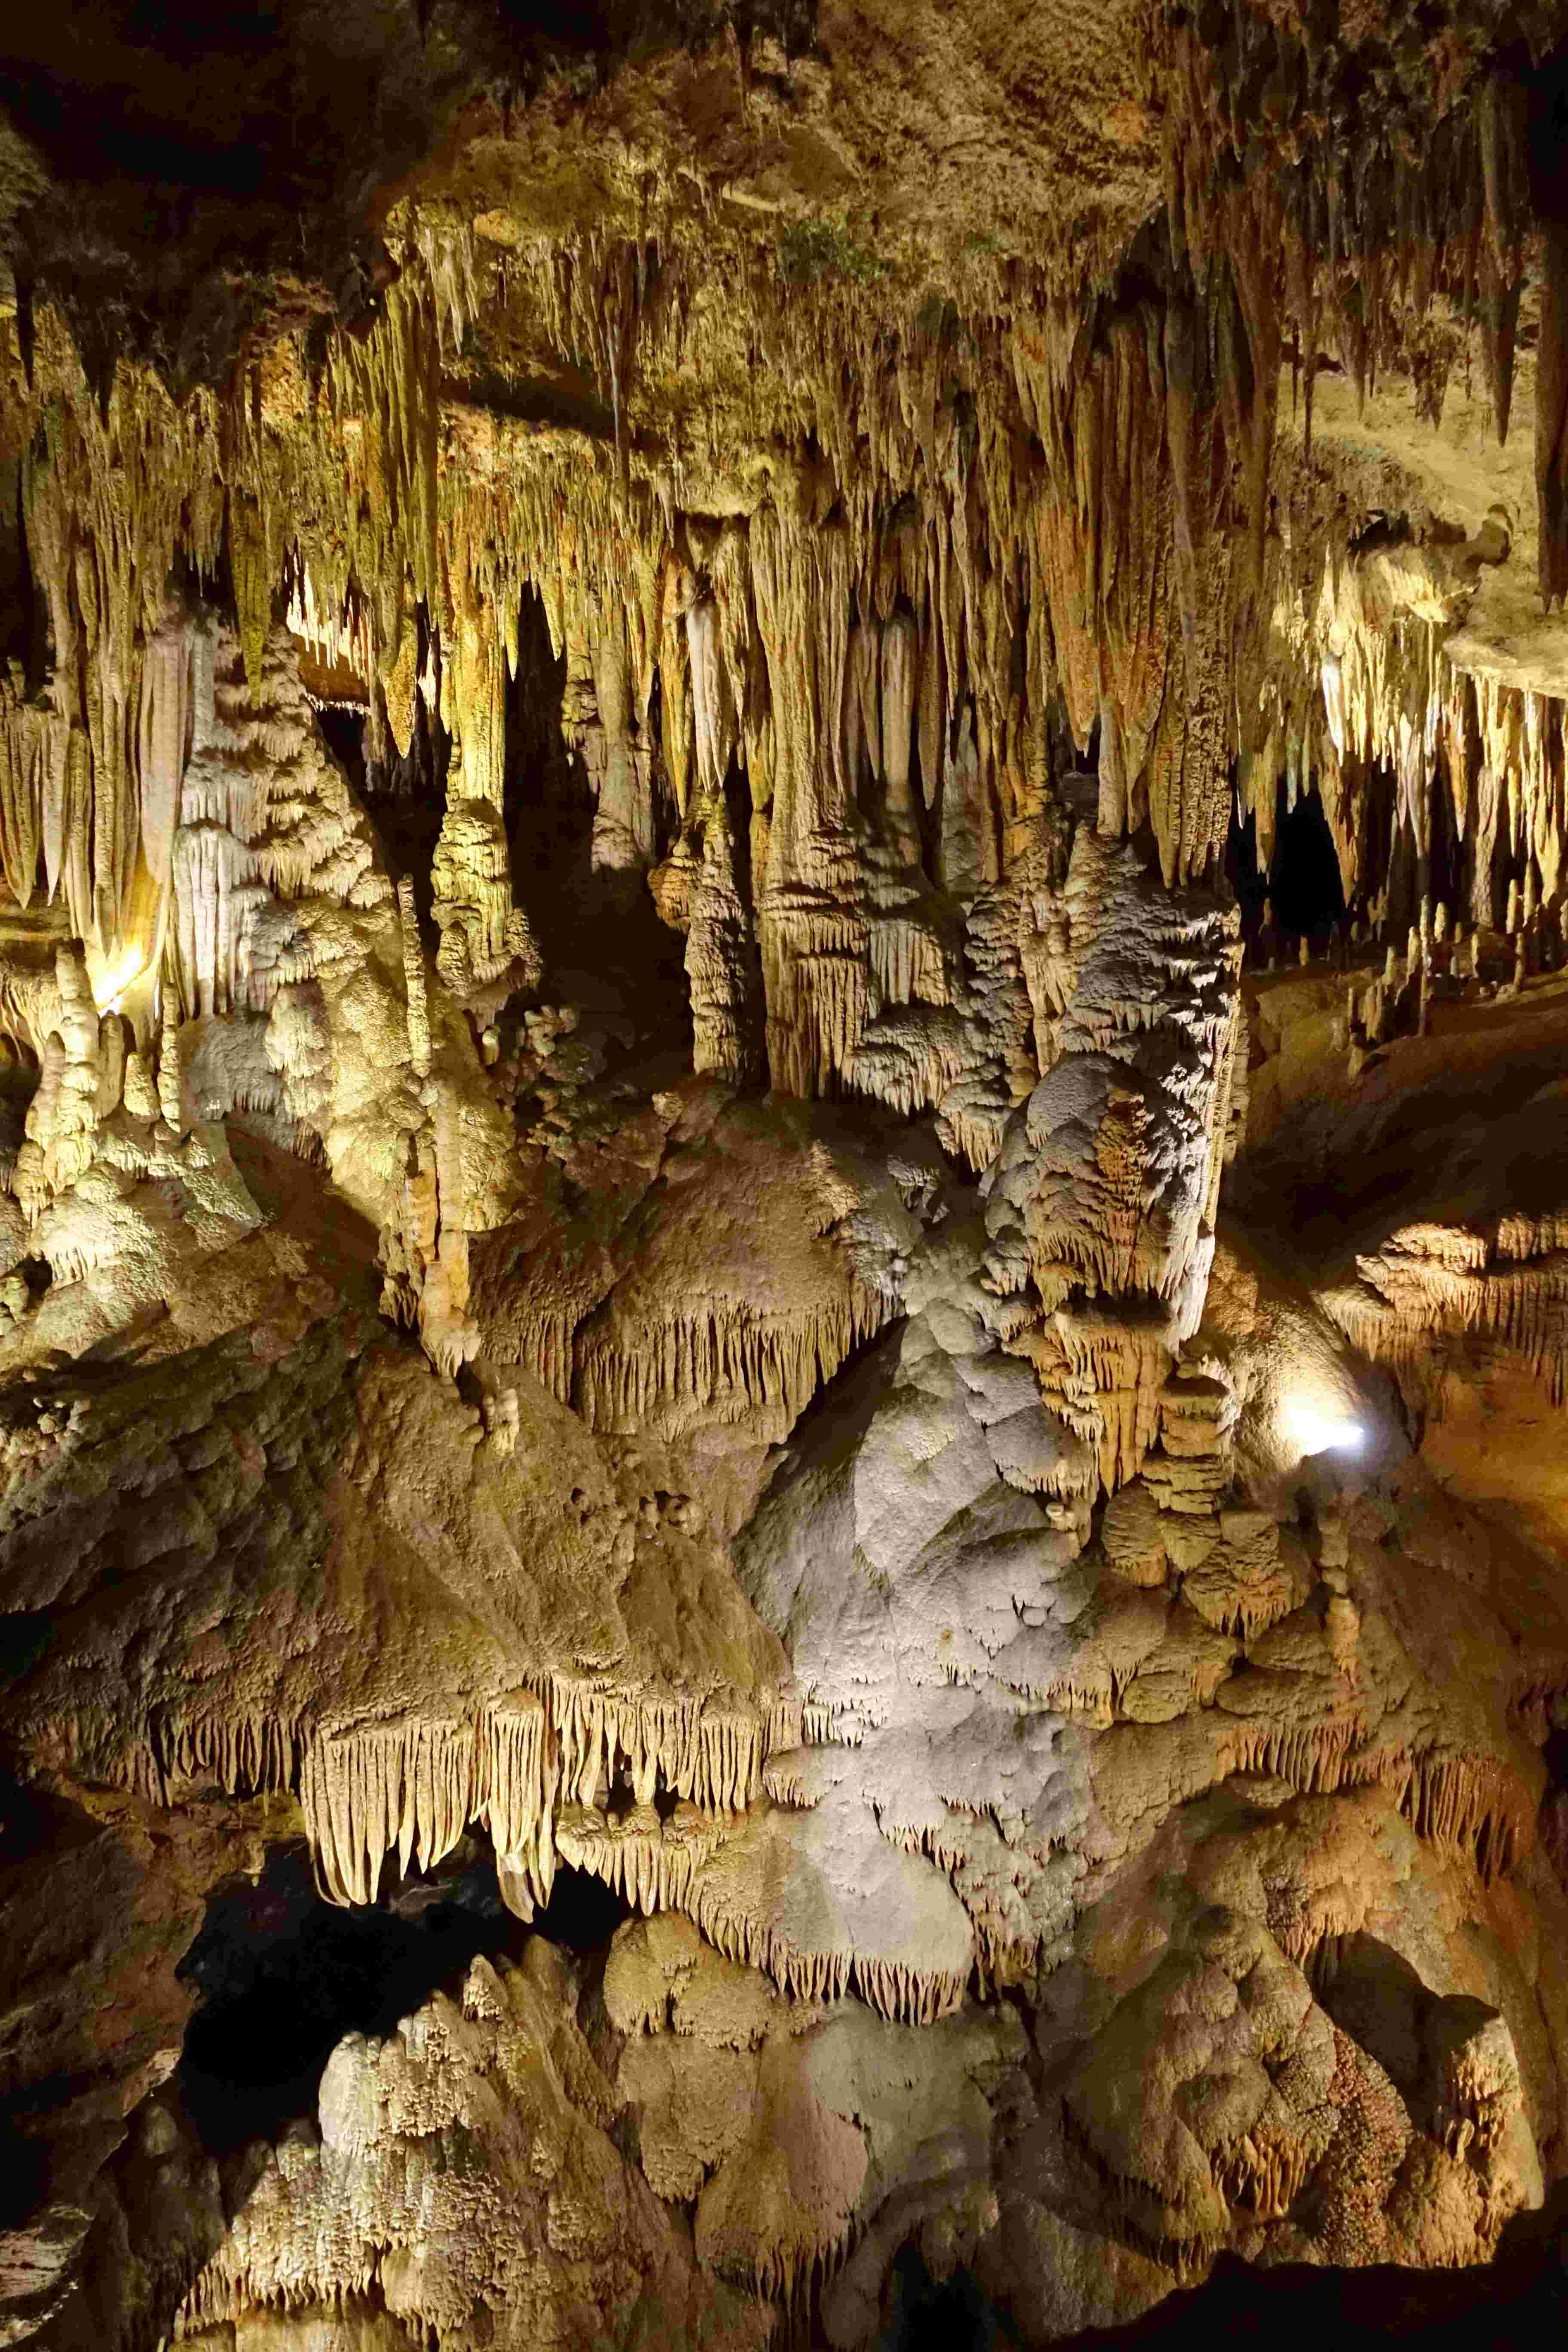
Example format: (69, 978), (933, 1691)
(172, 1951), (767, 2352)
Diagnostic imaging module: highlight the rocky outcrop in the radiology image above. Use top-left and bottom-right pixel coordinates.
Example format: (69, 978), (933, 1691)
(176, 1947), (767, 2352)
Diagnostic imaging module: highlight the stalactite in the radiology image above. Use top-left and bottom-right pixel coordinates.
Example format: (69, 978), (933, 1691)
(585, 609), (655, 873)
(1246, 528), (1568, 936)
(284, 1672), (794, 1913)
(561, 1800), (969, 2027)
(1328, 1216), (1568, 1403)
(1211, 1713), (1530, 1888)
(575, 1283), (888, 1442)
(397, 876), (431, 1078)
(688, 594), (738, 803)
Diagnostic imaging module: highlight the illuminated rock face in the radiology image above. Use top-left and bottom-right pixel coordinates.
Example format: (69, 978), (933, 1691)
(5, 6), (1568, 2350)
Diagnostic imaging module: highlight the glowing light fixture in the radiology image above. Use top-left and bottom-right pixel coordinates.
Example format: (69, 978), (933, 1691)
(89, 947), (149, 1017)
(1285, 1402), (1364, 1458)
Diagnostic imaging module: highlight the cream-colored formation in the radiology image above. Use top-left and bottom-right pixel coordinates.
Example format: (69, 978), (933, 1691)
(175, 1947), (769, 2352)
(6, 10), (1568, 2351)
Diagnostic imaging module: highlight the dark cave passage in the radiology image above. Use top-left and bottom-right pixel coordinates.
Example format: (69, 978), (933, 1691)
(870, 2191), (1568, 2351)
(175, 1843), (638, 2156)
(1267, 784), (1347, 943)
(175, 1842), (518, 2153)
(1060, 2210), (1568, 2346)
(1228, 778), (1349, 956)
(316, 691), (450, 938)
(526, 1862), (636, 1954)
(876, 2251), (1019, 2349)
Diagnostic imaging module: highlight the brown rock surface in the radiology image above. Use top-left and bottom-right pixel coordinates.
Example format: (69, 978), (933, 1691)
(4, 4), (1568, 2346)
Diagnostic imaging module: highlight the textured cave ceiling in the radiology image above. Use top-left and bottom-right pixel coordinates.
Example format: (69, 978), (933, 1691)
(5, 3), (1568, 2347)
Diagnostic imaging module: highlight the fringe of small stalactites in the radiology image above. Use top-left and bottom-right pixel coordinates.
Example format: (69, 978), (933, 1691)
(936, 1081), (1014, 1179)
(1397, 1751), (1530, 1885)
(1329, 1236), (1568, 1409)
(575, 1285), (889, 1442)
(1208, 2121), (1331, 2227)
(949, 1618), (1231, 1731)
(689, 1872), (966, 2032)
(1064, 2078), (1329, 2262)
(514, 1306), (576, 1405)
(762, 1748), (810, 1807)
(800, 1697), (867, 1749)
(845, 1002), (971, 1124)
(173, 2165), (849, 2348)
(1035, 1345), (1172, 1503)
(121, 2230), (234, 2352)
(300, 1714), (483, 1909)
(864, 911), (949, 1015)
(52, 1673), (796, 1916)
(294, 1677), (791, 1911)
(766, 1691), (806, 1757)
(869, 1806), (1045, 1991)
(129, 1706), (309, 1806)
(763, 950), (870, 1104)
(1219, 1717), (1531, 1889)
(174, 2267), (386, 2340)
(560, 1797), (968, 2030)
(989, 1661), (1115, 1729)
(555, 1797), (725, 1918)
(1246, 568), (1568, 940)
(741, 2220), (857, 2331)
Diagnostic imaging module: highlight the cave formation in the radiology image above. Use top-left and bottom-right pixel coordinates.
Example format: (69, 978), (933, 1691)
(7, 1), (1568, 2345)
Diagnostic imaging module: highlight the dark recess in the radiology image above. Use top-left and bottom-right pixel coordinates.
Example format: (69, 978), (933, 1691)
(1227, 778), (1348, 953)
(176, 1841), (513, 2152)
(875, 2195), (1568, 2348)
(175, 1841), (635, 2153)
(526, 1859), (635, 1953)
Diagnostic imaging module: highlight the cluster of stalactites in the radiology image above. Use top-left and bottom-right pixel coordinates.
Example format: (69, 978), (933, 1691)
(576, 1283), (890, 1446)
(297, 1681), (802, 1914)
(1216, 1712), (1529, 1889)
(1163, 9), (1564, 592)
(1245, 538), (1568, 939)
(0, 215), (1274, 1020)
(12, 120), (1563, 1105)
(5, 310), (223, 980)
(560, 1800), (969, 2028)
(1326, 1213), (1568, 1408)
(97, 1674), (801, 1921)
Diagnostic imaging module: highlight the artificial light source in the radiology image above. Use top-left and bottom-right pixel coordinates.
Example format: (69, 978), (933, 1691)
(89, 946), (148, 1017)
(1285, 1403), (1364, 1458)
